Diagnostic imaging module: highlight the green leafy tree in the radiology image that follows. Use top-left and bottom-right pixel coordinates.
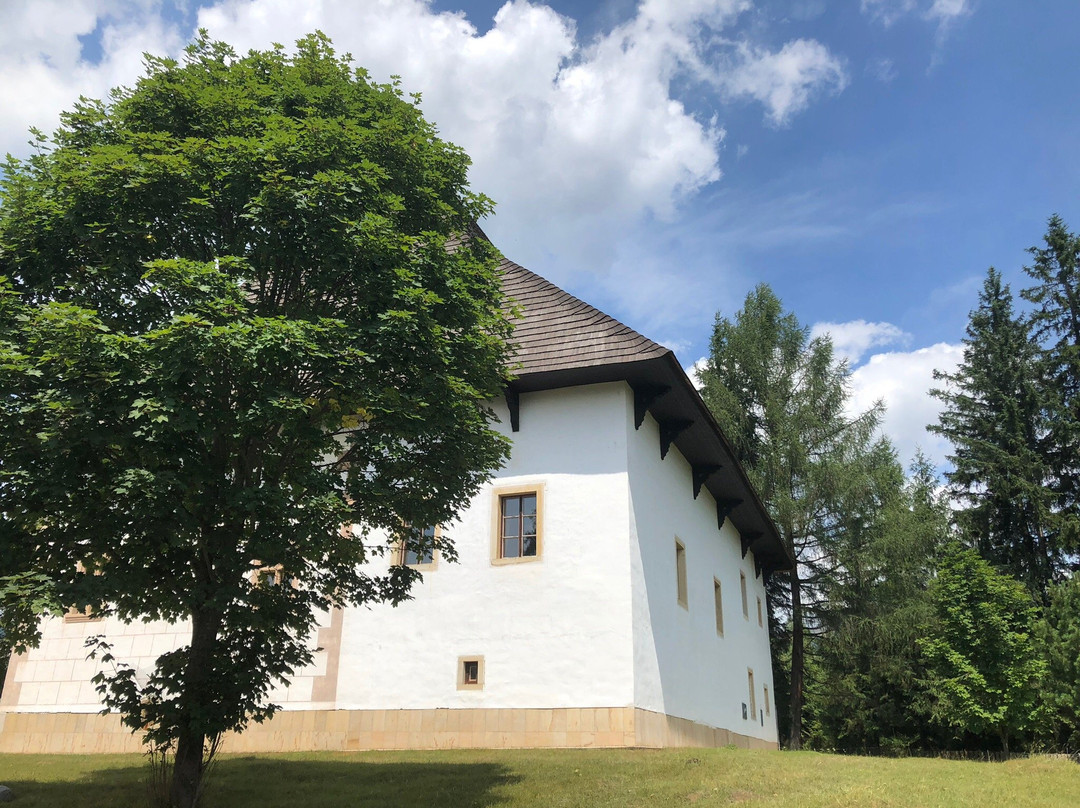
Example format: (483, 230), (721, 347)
(700, 285), (883, 749)
(810, 452), (949, 752)
(0, 33), (511, 807)
(919, 545), (1045, 753)
(1034, 576), (1080, 751)
(930, 267), (1060, 598)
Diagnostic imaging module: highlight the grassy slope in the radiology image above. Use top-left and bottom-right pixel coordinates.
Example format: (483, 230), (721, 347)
(0, 748), (1076, 807)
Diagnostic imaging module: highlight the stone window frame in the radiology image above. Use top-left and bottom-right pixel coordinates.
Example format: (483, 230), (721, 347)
(456, 655), (485, 691)
(713, 577), (724, 636)
(675, 539), (688, 609)
(490, 483), (545, 566)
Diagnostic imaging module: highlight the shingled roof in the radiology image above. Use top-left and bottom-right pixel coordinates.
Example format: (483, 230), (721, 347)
(500, 258), (669, 375)
(490, 245), (793, 575)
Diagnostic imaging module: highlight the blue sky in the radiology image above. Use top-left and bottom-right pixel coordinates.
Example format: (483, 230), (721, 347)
(2, 0), (1078, 469)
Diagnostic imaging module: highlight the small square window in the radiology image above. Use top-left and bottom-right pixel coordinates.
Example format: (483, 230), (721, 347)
(675, 540), (688, 609)
(491, 484), (544, 565)
(457, 655), (485, 690)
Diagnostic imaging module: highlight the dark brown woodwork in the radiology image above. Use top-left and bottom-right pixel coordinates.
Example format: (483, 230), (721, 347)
(716, 497), (742, 530)
(504, 388), (520, 433)
(692, 465), (722, 499)
(741, 529), (762, 559)
(659, 419), (693, 460)
(632, 384), (671, 430)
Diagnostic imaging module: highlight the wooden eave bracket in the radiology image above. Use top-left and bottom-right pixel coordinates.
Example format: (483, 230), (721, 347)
(716, 497), (742, 530)
(741, 529), (762, 559)
(754, 555), (764, 580)
(632, 384), (671, 430)
(659, 419), (693, 460)
(505, 388), (520, 433)
(692, 465), (722, 499)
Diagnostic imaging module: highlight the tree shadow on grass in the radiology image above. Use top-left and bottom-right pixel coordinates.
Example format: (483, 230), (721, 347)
(3, 758), (521, 808)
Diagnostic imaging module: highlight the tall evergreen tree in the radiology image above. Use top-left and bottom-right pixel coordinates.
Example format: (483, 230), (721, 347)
(1021, 215), (1080, 563)
(930, 268), (1059, 597)
(1034, 576), (1080, 751)
(700, 285), (883, 749)
(810, 452), (949, 752)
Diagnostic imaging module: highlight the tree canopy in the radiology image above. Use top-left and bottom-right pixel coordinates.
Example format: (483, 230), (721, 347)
(700, 284), (887, 749)
(0, 32), (512, 807)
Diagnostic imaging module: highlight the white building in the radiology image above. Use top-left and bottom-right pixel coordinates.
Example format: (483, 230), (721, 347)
(0, 249), (790, 754)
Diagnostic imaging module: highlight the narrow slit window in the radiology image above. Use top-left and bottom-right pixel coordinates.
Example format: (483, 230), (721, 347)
(757, 596), (763, 627)
(740, 571), (749, 619)
(713, 578), (724, 636)
(764, 685), (771, 718)
(675, 540), (688, 609)
(748, 669), (756, 719)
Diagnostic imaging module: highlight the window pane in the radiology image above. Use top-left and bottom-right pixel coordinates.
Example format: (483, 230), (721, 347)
(521, 514), (537, 536)
(503, 537), (520, 558)
(422, 525), (436, 539)
(502, 516), (519, 539)
(522, 536), (537, 556)
(502, 496), (520, 517)
(521, 494), (536, 516)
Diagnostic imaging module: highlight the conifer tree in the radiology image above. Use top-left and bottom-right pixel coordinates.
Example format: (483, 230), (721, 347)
(700, 284), (883, 749)
(811, 452), (949, 751)
(930, 268), (1059, 597)
(1021, 215), (1080, 564)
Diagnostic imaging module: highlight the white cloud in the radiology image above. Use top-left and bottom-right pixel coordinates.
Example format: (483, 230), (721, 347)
(0, 1), (184, 157)
(860, 0), (973, 31)
(811, 319), (910, 365)
(926, 0), (972, 24)
(848, 342), (963, 469)
(718, 39), (848, 127)
(685, 357), (708, 390)
(0, 0), (849, 298)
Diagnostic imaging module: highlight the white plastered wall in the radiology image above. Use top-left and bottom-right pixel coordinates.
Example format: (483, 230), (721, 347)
(626, 403), (779, 745)
(334, 382), (636, 710)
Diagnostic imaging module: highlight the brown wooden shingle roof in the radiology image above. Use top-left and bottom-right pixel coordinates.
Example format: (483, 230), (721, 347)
(500, 259), (670, 376)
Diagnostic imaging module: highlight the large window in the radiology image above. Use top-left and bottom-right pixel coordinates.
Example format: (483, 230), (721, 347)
(500, 494), (537, 558)
(490, 483), (544, 565)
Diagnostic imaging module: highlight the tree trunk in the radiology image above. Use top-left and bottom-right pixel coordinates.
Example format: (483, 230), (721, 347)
(788, 568), (805, 750)
(169, 606), (222, 808)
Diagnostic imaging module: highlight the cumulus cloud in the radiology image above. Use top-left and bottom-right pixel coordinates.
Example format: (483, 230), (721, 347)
(718, 39), (848, 127)
(811, 319), (910, 365)
(0, 0), (849, 294)
(848, 342), (963, 469)
(0, 0), (184, 157)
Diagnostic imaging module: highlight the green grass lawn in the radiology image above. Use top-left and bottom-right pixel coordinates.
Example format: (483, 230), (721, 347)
(0, 748), (1076, 807)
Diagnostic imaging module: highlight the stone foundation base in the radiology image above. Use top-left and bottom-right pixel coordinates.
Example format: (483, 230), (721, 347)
(0, 707), (777, 754)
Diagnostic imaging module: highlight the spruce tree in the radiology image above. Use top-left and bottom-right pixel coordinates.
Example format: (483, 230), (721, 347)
(930, 268), (1059, 597)
(1021, 215), (1080, 564)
